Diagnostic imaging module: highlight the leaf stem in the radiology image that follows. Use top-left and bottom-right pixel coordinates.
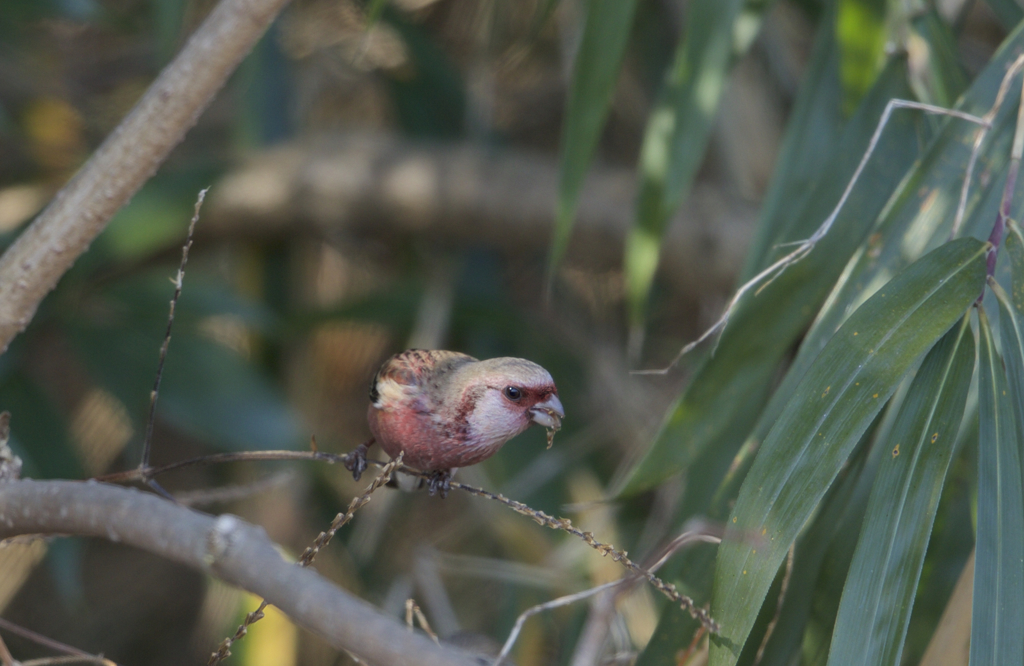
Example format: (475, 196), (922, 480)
(987, 78), (1024, 278)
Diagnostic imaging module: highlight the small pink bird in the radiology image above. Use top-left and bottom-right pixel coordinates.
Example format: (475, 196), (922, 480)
(345, 349), (564, 497)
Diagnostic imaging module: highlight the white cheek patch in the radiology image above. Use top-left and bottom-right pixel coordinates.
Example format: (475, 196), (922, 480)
(464, 392), (530, 449)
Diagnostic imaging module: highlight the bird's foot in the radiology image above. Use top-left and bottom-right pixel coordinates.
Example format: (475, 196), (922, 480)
(427, 470), (452, 499)
(344, 441), (371, 481)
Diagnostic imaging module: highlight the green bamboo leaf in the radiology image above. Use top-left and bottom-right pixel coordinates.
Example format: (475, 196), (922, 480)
(827, 315), (974, 665)
(547, 0), (639, 279)
(750, 410), (888, 665)
(993, 278), (1024, 459)
(1005, 220), (1024, 312)
(757, 372), (919, 665)
(708, 238), (988, 666)
(620, 59), (918, 495)
(739, 0), (843, 282)
(624, 0), (774, 333)
(970, 304), (1024, 664)
(738, 16), (1024, 474)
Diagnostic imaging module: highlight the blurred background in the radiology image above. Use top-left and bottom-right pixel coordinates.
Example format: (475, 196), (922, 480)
(0, 0), (1011, 664)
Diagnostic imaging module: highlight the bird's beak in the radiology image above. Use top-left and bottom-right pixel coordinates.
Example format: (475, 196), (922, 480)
(530, 395), (564, 429)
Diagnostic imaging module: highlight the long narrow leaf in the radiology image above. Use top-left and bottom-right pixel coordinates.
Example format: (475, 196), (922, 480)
(827, 315), (974, 665)
(755, 404), (893, 665)
(709, 238), (989, 666)
(740, 15), (1024, 469)
(739, 0), (843, 281)
(547, 0), (639, 279)
(621, 60), (918, 495)
(625, 0), (774, 332)
(970, 305), (1024, 664)
(1004, 220), (1024, 312)
(994, 278), (1024, 475)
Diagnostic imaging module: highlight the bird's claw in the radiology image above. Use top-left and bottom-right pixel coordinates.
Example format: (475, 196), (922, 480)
(427, 470), (452, 499)
(344, 442), (369, 481)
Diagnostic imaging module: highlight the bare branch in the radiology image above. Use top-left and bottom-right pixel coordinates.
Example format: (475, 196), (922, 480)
(19, 657), (115, 666)
(96, 449), (351, 484)
(0, 480), (482, 666)
(0, 0), (292, 353)
(140, 188), (208, 471)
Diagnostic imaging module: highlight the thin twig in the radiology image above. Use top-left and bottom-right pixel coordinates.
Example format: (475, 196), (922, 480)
(495, 524), (721, 665)
(444, 478), (719, 633)
(139, 188), (208, 472)
(20, 657), (116, 666)
(495, 579), (625, 666)
(954, 54), (1024, 239)
(175, 470), (297, 507)
(107, 444), (720, 635)
(0, 618), (115, 665)
(676, 625), (707, 665)
(207, 453), (403, 665)
(97, 449), (351, 484)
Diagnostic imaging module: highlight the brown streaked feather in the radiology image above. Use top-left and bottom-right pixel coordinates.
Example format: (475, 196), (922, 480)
(369, 349), (476, 405)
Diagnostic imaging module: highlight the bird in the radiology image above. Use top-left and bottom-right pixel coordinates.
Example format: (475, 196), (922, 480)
(344, 349), (564, 498)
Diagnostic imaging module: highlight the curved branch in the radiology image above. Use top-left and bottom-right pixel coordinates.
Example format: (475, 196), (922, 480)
(0, 480), (482, 666)
(0, 0), (293, 353)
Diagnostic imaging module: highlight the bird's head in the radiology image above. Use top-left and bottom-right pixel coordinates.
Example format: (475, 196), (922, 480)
(455, 357), (564, 447)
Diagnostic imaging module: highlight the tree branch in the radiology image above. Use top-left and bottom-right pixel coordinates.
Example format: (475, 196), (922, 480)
(0, 0), (293, 354)
(205, 132), (756, 296)
(0, 480), (483, 666)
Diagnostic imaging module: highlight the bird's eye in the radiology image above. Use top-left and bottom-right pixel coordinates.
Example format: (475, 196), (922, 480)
(503, 386), (522, 401)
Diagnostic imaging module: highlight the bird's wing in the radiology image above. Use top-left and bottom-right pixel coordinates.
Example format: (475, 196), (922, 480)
(369, 349), (477, 408)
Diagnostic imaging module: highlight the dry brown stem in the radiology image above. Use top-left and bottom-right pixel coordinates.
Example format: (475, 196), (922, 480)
(0, 480), (481, 666)
(0, 0), (293, 353)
